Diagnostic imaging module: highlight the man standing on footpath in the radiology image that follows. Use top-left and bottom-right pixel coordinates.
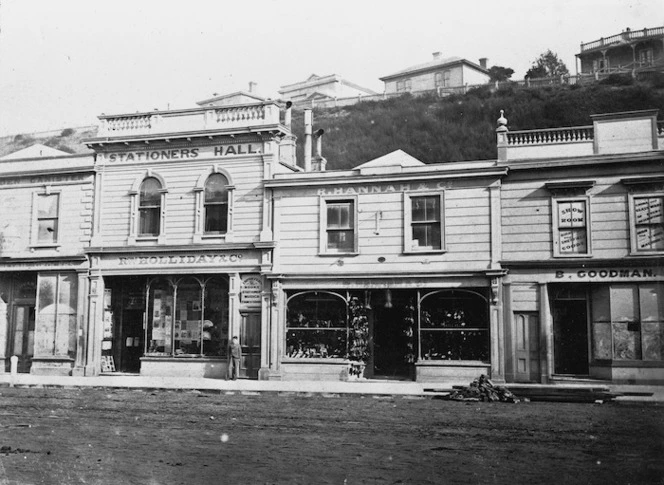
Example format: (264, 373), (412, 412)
(227, 336), (241, 380)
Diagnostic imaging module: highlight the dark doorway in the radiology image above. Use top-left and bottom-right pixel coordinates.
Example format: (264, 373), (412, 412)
(552, 287), (589, 375)
(371, 291), (415, 380)
(106, 277), (146, 374)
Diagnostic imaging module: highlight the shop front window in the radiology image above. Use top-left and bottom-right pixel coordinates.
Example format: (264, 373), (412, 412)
(419, 290), (489, 361)
(286, 291), (348, 358)
(146, 276), (228, 357)
(591, 283), (664, 361)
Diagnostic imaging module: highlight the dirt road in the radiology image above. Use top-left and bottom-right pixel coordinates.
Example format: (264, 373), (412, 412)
(0, 387), (662, 484)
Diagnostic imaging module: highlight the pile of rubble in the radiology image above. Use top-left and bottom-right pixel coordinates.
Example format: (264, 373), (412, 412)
(446, 375), (519, 403)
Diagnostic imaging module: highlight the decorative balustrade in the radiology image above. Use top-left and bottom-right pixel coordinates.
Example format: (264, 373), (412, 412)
(507, 126), (594, 146)
(105, 115), (153, 132)
(580, 26), (664, 53)
(96, 103), (281, 139)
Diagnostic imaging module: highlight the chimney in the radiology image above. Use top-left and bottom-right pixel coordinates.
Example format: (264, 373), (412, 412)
(433, 52), (442, 60)
(284, 101), (292, 130)
(479, 58), (488, 69)
(312, 129), (327, 172)
(248, 81), (257, 93)
(303, 109), (313, 171)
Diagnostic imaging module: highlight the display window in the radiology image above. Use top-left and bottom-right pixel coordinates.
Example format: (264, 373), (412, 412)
(419, 290), (489, 361)
(146, 275), (229, 357)
(286, 291), (348, 358)
(591, 283), (664, 361)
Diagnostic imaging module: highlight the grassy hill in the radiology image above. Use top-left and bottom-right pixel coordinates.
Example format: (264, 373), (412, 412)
(290, 78), (664, 170)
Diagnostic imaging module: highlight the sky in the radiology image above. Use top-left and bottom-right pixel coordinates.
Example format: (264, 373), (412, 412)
(0, 0), (662, 136)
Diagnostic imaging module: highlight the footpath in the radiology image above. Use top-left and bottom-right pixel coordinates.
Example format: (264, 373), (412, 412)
(1, 372), (663, 403)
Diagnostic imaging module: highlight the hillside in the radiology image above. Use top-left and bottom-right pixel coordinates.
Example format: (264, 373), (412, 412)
(290, 79), (664, 170)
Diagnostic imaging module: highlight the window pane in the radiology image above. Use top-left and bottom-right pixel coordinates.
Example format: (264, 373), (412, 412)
(642, 321), (664, 361)
(147, 281), (172, 354)
(640, 284), (664, 321)
(140, 178), (161, 205)
(327, 202), (352, 229)
(205, 204), (228, 233)
(611, 285), (638, 321)
(635, 197), (663, 224)
(592, 322), (612, 360)
(559, 228), (587, 253)
(38, 220), (57, 243)
(175, 279), (202, 355)
(613, 321), (641, 360)
(203, 278), (229, 357)
(558, 200), (586, 228)
(420, 330), (488, 361)
(38, 194), (59, 218)
(412, 196), (438, 222)
(636, 225), (664, 251)
(412, 224), (441, 250)
(591, 286), (611, 321)
(205, 174), (228, 203)
(328, 230), (354, 252)
(139, 208), (160, 236)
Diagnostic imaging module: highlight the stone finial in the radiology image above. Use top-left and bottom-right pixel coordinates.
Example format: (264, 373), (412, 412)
(497, 110), (507, 127)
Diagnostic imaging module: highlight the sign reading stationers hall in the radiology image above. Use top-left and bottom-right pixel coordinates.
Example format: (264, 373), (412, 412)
(103, 144), (262, 163)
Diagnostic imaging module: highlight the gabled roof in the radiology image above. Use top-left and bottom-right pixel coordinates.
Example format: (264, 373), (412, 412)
(0, 143), (70, 160)
(380, 56), (488, 81)
(279, 74), (377, 96)
(196, 91), (267, 107)
(354, 149), (425, 174)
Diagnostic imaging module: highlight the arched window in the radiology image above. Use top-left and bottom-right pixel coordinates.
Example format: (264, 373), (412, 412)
(139, 178), (161, 236)
(204, 173), (229, 234)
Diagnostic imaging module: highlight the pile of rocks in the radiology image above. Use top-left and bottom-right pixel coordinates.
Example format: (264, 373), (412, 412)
(446, 375), (519, 403)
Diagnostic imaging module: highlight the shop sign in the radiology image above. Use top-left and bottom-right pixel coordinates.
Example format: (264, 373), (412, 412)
(555, 268), (658, 280)
(0, 174), (90, 187)
(105, 144), (261, 163)
(316, 182), (450, 196)
(241, 277), (262, 305)
(117, 253), (244, 266)
(0, 260), (84, 271)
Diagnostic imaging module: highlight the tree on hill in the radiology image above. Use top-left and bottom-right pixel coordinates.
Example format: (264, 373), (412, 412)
(488, 66), (514, 82)
(526, 50), (569, 79)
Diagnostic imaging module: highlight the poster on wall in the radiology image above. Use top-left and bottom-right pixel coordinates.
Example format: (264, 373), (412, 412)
(241, 277), (262, 306)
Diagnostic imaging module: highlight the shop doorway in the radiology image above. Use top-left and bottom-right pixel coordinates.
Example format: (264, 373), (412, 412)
(552, 287), (589, 375)
(240, 313), (260, 378)
(105, 277), (146, 374)
(9, 304), (35, 373)
(370, 290), (416, 380)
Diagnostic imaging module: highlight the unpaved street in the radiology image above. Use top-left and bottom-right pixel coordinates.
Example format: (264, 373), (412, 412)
(0, 387), (663, 484)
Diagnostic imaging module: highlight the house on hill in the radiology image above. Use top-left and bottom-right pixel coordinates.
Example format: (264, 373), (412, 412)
(380, 52), (490, 96)
(196, 82), (267, 107)
(576, 26), (664, 77)
(278, 74), (378, 105)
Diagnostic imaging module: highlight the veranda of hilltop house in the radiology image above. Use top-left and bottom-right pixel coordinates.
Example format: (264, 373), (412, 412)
(498, 109), (664, 385)
(576, 25), (664, 77)
(0, 144), (95, 376)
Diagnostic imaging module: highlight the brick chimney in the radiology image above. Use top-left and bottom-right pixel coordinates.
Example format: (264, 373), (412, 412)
(433, 52), (442, 60)
(248, 81), (257, 93)
(479, 58), (488, 69)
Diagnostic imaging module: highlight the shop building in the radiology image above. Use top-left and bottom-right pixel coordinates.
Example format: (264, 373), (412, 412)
(265, 136), (508, 382)
(498, 109), (664, 384)
(0, 145), (95, 375)
(82, 102), (297, 377)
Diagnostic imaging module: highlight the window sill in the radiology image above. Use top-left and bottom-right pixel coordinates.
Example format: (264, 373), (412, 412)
(629, 251), (664, 257)
(30, 244), (60, 251)
(318, 252), (359, 257)
(282, 357), (349, 364)
(553, 253), (592, 258)
(416, 360), (490, 366)
(403, 249), (447, 255)
(592, 360), (664, 368)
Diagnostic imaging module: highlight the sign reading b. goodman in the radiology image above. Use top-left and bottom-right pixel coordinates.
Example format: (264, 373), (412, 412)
(555, 268), (658, 280)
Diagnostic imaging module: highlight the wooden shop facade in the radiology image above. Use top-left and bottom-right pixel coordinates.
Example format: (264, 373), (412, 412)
(2, 98), (663, 385)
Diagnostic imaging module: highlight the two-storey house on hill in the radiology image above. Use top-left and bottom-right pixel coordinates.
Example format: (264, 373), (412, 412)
(576, 26), (664, 78)
(380, 53), (490, 96)
(0, 145), (95, 375)
(82, 102), (298, 378)
(498, 109), (664, 385)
